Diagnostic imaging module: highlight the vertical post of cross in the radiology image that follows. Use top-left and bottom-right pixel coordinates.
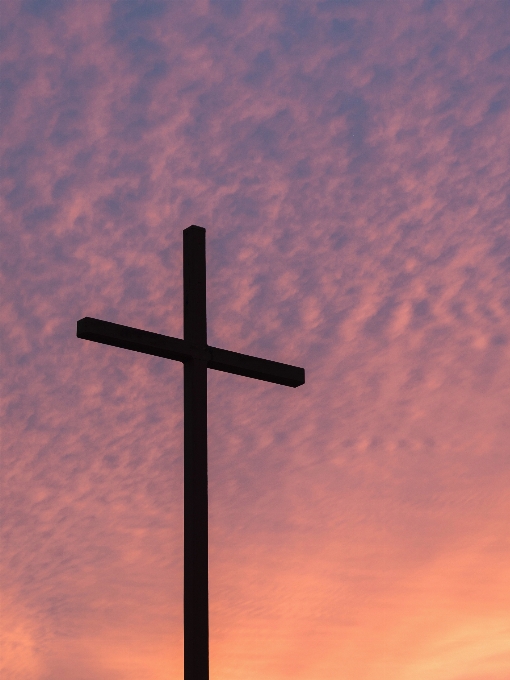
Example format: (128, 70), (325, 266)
(183, 226), (209, 680)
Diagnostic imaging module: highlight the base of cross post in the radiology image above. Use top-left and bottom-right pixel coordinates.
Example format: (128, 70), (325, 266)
(184, 358), (209, 680)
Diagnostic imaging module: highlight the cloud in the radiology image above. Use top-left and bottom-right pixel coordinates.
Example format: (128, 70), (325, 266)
(2, 0), (510, 677)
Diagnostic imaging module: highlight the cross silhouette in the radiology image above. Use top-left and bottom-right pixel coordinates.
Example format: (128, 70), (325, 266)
(77, 225), (305, 679)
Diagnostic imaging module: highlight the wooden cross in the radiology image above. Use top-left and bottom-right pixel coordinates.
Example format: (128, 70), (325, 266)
(77, 225), (305, 679)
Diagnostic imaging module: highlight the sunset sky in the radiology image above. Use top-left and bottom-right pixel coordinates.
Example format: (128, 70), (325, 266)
(2, 1), (510, 678)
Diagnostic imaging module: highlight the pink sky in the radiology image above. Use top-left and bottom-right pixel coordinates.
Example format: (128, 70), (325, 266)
(2, 1), (510, 678)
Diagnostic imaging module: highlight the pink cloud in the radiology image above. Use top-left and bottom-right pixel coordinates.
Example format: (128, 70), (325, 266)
(2, 0), (510, 677)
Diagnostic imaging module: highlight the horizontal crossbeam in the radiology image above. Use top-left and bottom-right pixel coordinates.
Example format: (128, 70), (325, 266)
(208, 346), (304, 387)
(78, 317), (192, 361)
(77, 317), (305, 388)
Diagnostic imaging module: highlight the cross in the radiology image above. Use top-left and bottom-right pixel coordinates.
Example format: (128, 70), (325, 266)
(77, 225), (305, 680)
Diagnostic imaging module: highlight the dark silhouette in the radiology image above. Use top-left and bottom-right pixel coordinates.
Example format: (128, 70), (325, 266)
(77, 225), (305, 680)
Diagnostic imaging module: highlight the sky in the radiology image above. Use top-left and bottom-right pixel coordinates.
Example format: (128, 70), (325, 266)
(1, 0), (510, 678)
